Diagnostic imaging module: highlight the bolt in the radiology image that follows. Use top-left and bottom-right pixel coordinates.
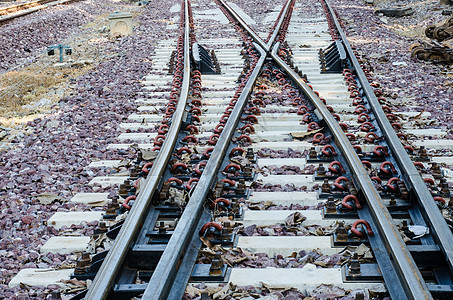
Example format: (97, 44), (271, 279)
(243, 163), (252, 178)
(99, 221), (108, 231)
(236, 179), (246, 195)
(348, 183), (358, 196)
(74, 252), (91, 275)
(309, 147), (317, 159)
(209, 252), (224, 276)
(317, 164), (326, 176)
(119, 180), (131, 197)
(401, 191), (409, 200)
(201, 291), (209, 300)
(136, 151), (143, 163)
(326, 197), (337, 214)
(349, 253), (361, 275)
(221, 221), (233, 236)
(111, 196), (120, 210)
(355, 292), (365, 300)
(94, 221), (108, 237)
(130, 166), (140, 178)
(104, 202), (118, 219)
(389, 197), (396, 206)
(158, 221), (166, 234)
(50, 291), (62, 300)
(336, 221), (348, 241)
(246, 148), (254, 160)
(322, 179), (331, 193)
(231, 200), (240, 213)
(402, 220), (408, 231)
(431, 162), (440, 173)
(419, 146), (427, 158)
(441, 182), (450, 195)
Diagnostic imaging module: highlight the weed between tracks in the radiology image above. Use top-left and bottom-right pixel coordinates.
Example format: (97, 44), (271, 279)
(0, 66), (83, 116)
(0, 9), (119, 127)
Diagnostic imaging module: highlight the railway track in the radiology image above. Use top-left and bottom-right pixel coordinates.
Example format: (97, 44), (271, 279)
(0, 0), (74, 22)
(7, 0), (453, 299)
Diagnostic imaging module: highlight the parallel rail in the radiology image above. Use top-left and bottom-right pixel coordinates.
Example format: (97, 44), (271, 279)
(142, 1), (293, 298)
(0, 0), (74, 22)
(219, 0), (453, 298)
(85, 0), (192, 298)
(323, 0), (453, 275)
(84, 1), (294, 299)
(80, 0), (453, 299)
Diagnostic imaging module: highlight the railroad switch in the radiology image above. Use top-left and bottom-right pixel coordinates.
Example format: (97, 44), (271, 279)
(192, 42), (219, 74)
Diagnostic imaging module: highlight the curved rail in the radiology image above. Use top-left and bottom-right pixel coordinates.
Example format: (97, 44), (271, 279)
(324, 0), (453, 275)
(271, 43), (431, 300)
(142, 43), (266, 299)
(218, 1), (432, 298)
(84, 1), (192, 298)
(141, 2), (295, 299)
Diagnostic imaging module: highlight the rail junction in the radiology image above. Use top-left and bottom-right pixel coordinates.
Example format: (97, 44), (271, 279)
(3, 0), (453, 299)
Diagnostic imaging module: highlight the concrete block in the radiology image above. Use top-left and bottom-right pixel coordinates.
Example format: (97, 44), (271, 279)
(89, 176), (128, 187)
(258, 158), (308, 168)
(108, 12), (133, 37)
(40, 236), (90, 254)
(256, 174), (314, 187)
(69, 193), (109, 206)
(241, 210), (345, 227)
(47, 211), (103, 229)
(237, 236), (338, 256)
(249, 191), (319, 205)
(88, 160), (121, 168)
(229, 265), (385, 292)
(413, 139), (453, 150)
(9, 268), (74, 288)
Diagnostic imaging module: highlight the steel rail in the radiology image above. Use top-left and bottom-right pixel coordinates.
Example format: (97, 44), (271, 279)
(0, 0), (44, 13)
(271, 43), (431, 300)
(141, 3), (297, 298)
(142, 43), (267, 300)
(217, 1), (432, 297)
(0, 0), (74, 22)
(217, 0), (294, 53)
(84, 1), (192, 298)
(216, 0), (267, 51)
(265, 0), (292, 50)
(323, 0), (453, 275)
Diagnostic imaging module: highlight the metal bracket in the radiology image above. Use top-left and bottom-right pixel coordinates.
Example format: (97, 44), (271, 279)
(319, 40), (347, 73)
